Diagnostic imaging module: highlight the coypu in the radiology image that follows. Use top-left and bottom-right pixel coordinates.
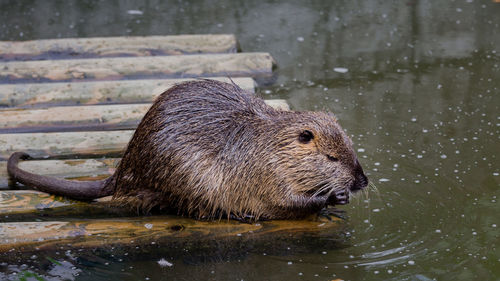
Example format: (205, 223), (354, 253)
(7, 79), (368, 220)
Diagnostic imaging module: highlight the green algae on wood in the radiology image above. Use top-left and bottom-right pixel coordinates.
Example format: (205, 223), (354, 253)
(0, 190), (81, 215)
(0, 34), (238, 61)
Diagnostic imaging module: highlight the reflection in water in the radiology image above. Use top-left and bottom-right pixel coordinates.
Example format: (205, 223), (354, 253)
(0, 0), (499, 280)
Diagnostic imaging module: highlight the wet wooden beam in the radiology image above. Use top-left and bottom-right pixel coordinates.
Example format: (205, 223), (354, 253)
(0, 99), (288, 133)
(0, 34), (238, 61)
(0, 190), (83, 215)
(0, 206), (341, 252)
(0, 53), (275, 84)
(0, 130), (133, 161)
(0, 158), (117, 189)
(0, 99), (289, 159)
(0, 104), (150, 133)
(0, 77), (256, 108)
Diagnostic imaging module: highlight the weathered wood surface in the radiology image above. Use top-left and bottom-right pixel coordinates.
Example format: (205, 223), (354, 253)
(0, 77), (255, 108)
(0, 53), (275, 83)
(0, 99), (288, 159)
(0, 190), (83, 215)
(0, 104), (151, 133)
(0, 34), (238, 61)
(0, 99), (289, 134)
(0, 191), (340, 252)
(0, 158), (117, 189)
(0, 216), (340, 250)
(0, 131), (132, 161)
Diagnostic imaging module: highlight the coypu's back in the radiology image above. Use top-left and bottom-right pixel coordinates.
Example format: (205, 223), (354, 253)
(108, 79), (368, 220)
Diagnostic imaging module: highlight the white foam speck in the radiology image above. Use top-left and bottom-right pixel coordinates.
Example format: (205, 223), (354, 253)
(333, 67), (349, 73)
(158, 258), (173, 267)
(127, 10), (143, 15)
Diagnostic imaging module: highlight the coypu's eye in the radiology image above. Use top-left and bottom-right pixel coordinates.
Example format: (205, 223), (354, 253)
(327, 155), (339, 162)
(298, 130), (314, 144)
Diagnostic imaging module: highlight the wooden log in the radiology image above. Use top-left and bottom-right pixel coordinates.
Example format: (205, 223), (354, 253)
(0, 158), (117, 189)
(0, 211), (341, 253)
(0, 53), (275, 84)
(0, 190), (82, 215)
(0, 130), (132, 161)
(0, 77), (256, 108)
(0, 99), (288, 133)
(0, 104), (150, 133)
(0, 99), (289, 159)
(0, 34), (238, 61)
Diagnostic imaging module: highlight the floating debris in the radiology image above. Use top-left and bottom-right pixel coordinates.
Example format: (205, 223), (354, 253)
(127, 10), (143, 15)
(157, 258), (173, 267)
(333, 67), (348, 73)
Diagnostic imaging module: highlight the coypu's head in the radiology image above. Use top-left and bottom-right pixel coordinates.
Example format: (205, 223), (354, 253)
(269, 111), (368, 214)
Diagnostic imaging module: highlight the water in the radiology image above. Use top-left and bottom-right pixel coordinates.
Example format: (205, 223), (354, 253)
(0, 0), (499, 280)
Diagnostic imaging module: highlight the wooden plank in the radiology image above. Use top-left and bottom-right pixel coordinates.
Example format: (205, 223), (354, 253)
(0, 34), (238, 61)
(0, 209), (341, 252)
(0, 99), (289, 159)
(0, 104), (151, 133)
(0, 99), (288, 133)
(0, 190), (82, 214)
(0, 77), (256, 108)
(0, 53), (275, 83)
(0, 130), (133, 161)
(0, 158), (117, 189)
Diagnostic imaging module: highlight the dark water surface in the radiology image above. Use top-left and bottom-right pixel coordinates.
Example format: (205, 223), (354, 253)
(1, 0), (499, 280)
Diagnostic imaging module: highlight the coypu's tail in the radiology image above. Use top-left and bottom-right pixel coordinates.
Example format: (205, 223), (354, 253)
(7, 152), (113, 201)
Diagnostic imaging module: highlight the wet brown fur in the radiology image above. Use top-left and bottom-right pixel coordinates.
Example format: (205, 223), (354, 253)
(8, 80), (368, 220)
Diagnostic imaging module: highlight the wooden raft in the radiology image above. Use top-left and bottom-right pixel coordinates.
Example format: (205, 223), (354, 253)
(0, 34), (341, 253)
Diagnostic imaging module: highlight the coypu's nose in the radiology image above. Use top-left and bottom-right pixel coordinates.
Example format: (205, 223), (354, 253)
(351, 159), (368, 192)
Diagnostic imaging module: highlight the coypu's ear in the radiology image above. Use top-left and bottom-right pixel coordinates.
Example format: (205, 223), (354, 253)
(298, 130), (314, 144)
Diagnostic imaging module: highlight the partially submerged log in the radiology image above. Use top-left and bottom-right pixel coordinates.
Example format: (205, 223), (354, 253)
(0, 77), (255, 108)
(0, 34), (238, 61)
(0, 200), (342, 253)
(0, 53), (275, 83)
(0, 215), (341, 249)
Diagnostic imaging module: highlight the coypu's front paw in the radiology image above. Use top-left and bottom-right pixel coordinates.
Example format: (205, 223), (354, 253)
(327, 189), (349, 205)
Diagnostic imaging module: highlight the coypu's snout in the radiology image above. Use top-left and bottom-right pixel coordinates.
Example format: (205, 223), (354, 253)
(351, 159), (368, 192)
(326, 160), (368, 206)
